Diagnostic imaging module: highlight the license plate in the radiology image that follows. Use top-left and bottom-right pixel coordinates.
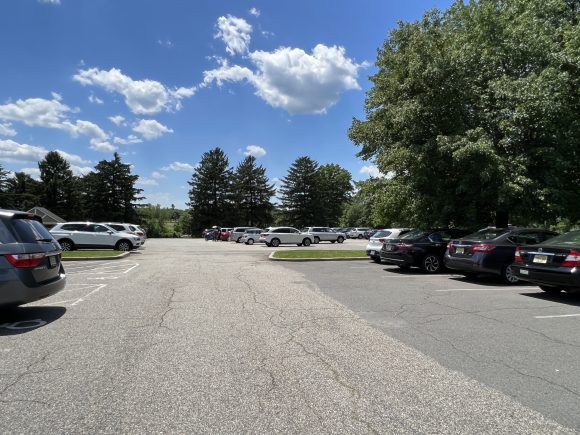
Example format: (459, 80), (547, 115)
(519, 269), (529, 275)
(48, 255), (57, 268)
(370, 250), (376, 255)
(533, 255), (548, 264)
(456, 247), (464, 254)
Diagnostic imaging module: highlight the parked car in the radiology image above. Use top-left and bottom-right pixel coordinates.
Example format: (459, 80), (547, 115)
(348, 228), (372, 239)
(259, 227), (314, 247)
(363, 229), (378, 239)
(241, 228), (264, 245)
(230, 227), (259, 243)
(380, 228), (470, 273)
(445, 227), (558, 283)
(0, 209), (66, 308)
(342, 227), (353, 238)
(50, 222), (141, 251)
(512, 230), (580, 294)
(366, 228), (412, 263)
(301, 227), (345, 244)
(102, 222), (146, 246)
(220, 228), (231, 241)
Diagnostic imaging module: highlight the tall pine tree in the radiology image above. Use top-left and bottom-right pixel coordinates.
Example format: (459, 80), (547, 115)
(232, 156), (275, 227)
(318, 164), (353, 226)
(38, 151), (74, 219)
(279, 156), (322, 228)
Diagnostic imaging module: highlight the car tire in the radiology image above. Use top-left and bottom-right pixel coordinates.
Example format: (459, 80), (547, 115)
(303, 238), (311, 247)
(247, 239), (254, 245)
(337, 236), (344, 243)
(358, 234), (363, 239)
(502, 264), (519, 284)
(372, 256), (382, 264)
(58, 239), (74, 251)
(116, 240), (132, 251)
(271, 238), (280, 247)
(314, 236), (320, 244)
(422, 255), (442, 273)
(330, 240), (336, 244)
(236, 237), (242, 243)
(540, 285), (563, 294)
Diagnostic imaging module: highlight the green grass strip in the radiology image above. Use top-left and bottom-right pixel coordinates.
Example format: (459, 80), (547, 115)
(62, 250), (124, 258)
(272, 250), (366, 259)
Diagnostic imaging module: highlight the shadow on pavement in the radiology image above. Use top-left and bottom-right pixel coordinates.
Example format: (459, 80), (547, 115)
(521, 291), (580, 307)
(0, 306), (66, 336)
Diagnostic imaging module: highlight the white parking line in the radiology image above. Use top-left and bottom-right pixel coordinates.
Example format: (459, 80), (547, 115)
(434, 288), (531, 292)
(535, 314), (580, 319)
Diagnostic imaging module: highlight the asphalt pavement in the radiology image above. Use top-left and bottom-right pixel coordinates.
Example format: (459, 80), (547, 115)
(0, 239), (576, 433)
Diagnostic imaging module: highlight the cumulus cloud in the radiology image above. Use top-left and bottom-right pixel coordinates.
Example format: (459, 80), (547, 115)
(360, 165), (385, 178)
(61, 119), (115, 152)
(55, 149), (91, 165)
(161, 161), (196, 172)
(249, 7), (260, 17)
(70, 165), (94, 176)
(0, 123), (16, 137)
(114, 134), (142, 145)
(0, 139), (47, 163)
(215, 15), (253, 56)
(152, 171), (165, 179)
(21, 167), (41, 179)
(202, 44), (366, 114)
(73, 67), (196, 114)
(109, 115), (126, 126)
(244, 145), (266, 158)
(88, 94), (103, 104)
(132, 119), (173, 140)
(137, 177), (159, 186)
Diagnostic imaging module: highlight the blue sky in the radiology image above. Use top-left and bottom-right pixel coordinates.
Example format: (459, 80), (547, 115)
(0, 0), (454, 209)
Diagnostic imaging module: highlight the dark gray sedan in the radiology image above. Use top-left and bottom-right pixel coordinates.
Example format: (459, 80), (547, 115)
(0, 209), (66, 308)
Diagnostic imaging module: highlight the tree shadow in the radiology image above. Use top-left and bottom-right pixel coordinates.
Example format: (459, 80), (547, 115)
(0, 306), (66, 336)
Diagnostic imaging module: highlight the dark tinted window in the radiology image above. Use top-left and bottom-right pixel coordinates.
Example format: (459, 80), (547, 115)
(429, 231), (453, 242)
(401, 229), (428, 240)
(61, 223), (86, 231)
(110, 225), (125, 231)
(274, 228), (289, 233)
(463, 228), (509, 241)
(88, 224), (110, 233)
(0, 218), (55, 244)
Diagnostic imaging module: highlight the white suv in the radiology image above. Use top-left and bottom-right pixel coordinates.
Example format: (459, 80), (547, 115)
(50, 222), (141, 251)
(241, 228), (264, 245)
(259, 227), (314, 247)
(230, 227), (259, 243)
(302, 227), (345, 244)
(348, 227), (371, 239)
(102, 222), (146, 246)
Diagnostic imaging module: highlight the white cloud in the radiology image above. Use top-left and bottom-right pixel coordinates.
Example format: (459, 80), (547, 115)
(202, 44), (366, 114)
(132, 119), (173, 140)
(114, 134), (142, 145)
(152, 171), (165, 179)
(249, 7), (260, 17)
(21, 167), (41, 179)
(38, 0), (60, 4)
(88, 94), (104, 104)
(109, 115), (126, 126)
(70, 165), (94, 176)
(161, 161), (196, 172)
(244, 145), (266, 158)
(137, 177), (159, 186)
(215, 15), (253, 56)
(0, 123), (16, 137)
(0, 96), (71, 128)
(61, 119), (115, 152)
(157, 39), (174, 48)
(73, 67), (196, 114)
(0, 139), (47, 163)
(55, 149), (91, 165)
(360, 165), (385, 178)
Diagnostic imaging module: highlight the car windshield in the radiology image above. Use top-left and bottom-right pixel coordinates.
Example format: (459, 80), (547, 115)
(539, 230), (580, 247)
(463, 228), (509, 241)
(372, 231), (391, 238)
(400, 229), (428, 240)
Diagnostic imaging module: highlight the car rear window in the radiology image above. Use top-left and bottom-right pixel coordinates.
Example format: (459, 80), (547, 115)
(110, 225), (125, 231)
(463, 228), (509, 241)
(0, 218), (55, 244)
(400, 229), (428, 240)
(539, 230), (580, 247)
(373, 231), (391, 238)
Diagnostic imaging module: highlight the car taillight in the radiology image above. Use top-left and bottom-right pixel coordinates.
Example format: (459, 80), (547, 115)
(378, 238), (385, 243)
(470, 244), (496, 253)
(397, 243), (413, 249)
(562, 250), (580, 268)
(136, 231), (144, 236)
(514, 247), (523, 263)
(5, 253), (46, 268)
(447, 242), (453, 250)
(261, 233), (269, 237)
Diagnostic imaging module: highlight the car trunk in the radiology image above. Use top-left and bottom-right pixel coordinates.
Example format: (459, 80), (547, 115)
(520, 247), (572, 268)
(1, 241), (63, 286)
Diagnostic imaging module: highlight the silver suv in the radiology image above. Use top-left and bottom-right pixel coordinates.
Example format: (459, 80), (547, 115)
(302, 227), (345, 244)
(50, 222), (141, 251)
(230, 227), (259, 243)
(0, 209), (66, 308)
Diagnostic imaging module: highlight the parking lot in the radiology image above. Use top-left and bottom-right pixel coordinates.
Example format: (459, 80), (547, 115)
(0, 239), (577, 433)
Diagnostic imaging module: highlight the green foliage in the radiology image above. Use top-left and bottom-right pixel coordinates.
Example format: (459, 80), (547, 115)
(232, 156), (275, 227)
(349, 0), (580, 228)
(137, 205), (183, 238)
(4, 172), (42, 211)
(318, 164), (353, 226)
(38, 151), (75, 219)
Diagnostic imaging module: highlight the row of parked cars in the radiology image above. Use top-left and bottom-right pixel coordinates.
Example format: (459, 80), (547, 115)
(50, 222), (147, 251)
(214, 226), (348, 246)
(365, 226), (580, 294)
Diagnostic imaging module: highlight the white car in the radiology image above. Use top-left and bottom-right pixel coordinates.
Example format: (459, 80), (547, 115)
(50, 222), (141, 251)
(366, 228), (412, 263)
(230, 227), (259, 243)
(102, 222), (146, 246)
(301, 227), (345, 244)
(241, 228), (264, 245)
(348, 227), (372, 239)
(259, 227), (314, 247)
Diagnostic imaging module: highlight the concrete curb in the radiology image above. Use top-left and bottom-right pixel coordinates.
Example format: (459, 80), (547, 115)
(268, 252), (369, 262)
(62, 251), (131, 261)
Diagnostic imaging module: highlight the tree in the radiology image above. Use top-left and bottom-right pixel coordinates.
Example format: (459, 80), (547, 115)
(232, 156), (275, 227)
(279, 156), (322, 228)
(317, 164), (353, 226)
(38, 151), (74, 218)
(5, 172), (41, 211)
(187, 147), (233, 233)
(0, 164), (10, 208)
(83, 153), (143, 222)
(349, 0), (580, 228)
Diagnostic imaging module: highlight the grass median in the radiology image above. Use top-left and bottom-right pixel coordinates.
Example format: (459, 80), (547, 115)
(272, 250), (366, 259)
(62, 250), (124, 258)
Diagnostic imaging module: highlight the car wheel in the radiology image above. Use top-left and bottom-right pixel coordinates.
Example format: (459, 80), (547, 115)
(422, 255), (441, 273)
(271, 238), (280, 247)
(540, 285), (563, 294)
(372, 256), (382, 264)
(303, 238), (311, 247)
(58, 239), (74, 251)
(314, 236), (320, 244)
(247, 238), (254, 245)
(236, 237), (242, 243)
(502, 264), (519, 284)
(116, 240), (132, 251)
(358, 234), (363, 239)
(337, 236), (344, 244)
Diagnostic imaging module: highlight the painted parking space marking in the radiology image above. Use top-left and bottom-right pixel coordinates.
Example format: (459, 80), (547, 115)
(535, 313), (580, 319)
(39, 284), (108, 307)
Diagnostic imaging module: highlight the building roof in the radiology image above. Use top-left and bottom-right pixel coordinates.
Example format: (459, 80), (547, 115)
(27, 207), (66, 225)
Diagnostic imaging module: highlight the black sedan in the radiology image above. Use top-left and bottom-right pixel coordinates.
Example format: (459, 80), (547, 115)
(512, 230), (580, 294)
(380, 228), (470, 273)
(444, 227), (558, 283)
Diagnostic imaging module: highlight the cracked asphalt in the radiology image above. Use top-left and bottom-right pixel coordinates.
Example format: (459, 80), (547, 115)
(0, 239), (577, 433)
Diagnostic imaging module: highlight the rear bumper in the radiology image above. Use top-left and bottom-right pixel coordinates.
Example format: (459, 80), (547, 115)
(513, 265), (580, 289)
(444, 254), (503, 276)
(0, 268), (66, 307)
